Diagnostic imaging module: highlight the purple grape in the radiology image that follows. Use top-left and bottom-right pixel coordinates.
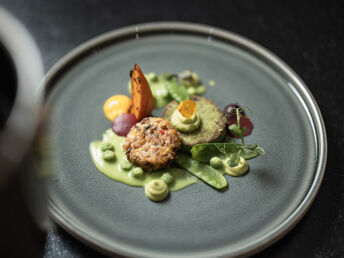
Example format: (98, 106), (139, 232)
(112, 113), (137, 137)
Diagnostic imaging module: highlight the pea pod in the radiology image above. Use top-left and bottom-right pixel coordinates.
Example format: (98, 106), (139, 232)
(175, 153), (227, 190)
(164, 78), (189, 102)
(191, 143), (260, 163)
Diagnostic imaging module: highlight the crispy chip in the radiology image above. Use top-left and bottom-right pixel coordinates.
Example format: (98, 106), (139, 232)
(177, 100), (197, 118)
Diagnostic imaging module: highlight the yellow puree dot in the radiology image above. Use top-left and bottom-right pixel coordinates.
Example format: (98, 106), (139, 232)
(103, 95), (131, 121)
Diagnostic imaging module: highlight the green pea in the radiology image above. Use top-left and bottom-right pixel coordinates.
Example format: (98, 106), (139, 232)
(101, 142), (114, 152)
(187, 87), (196, 95)
(210, 157), (223, 169)
(161, 172), (174, 185)
(146, 72), (158, 82)
(132, 167), (144, 177)
(103, 150), (116, 161)
(120, 160), (133, 171)
(196, 85), (206, 95)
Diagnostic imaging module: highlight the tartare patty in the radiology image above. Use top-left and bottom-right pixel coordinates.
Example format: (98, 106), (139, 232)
(124, 117), (181, 171)
(162, 95), (227, 151)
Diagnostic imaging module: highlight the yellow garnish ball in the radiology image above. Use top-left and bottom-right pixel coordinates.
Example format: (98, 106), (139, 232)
(103, 95), (131, 121)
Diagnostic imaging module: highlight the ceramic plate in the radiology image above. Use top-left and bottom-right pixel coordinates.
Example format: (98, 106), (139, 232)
(44, 22), (327, 257)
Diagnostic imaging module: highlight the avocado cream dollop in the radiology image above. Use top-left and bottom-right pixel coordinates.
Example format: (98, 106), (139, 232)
(223, 157), (248, 176)
(144, 179), (169, 201)
(171, 109), (201, 133)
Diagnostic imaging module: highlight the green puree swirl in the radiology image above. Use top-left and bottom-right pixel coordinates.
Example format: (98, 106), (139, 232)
(89, 129), (197, 191)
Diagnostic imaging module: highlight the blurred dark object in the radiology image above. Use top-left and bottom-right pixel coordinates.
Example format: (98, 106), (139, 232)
(0, 44), (16, 129)
(0, 7), (47, 258)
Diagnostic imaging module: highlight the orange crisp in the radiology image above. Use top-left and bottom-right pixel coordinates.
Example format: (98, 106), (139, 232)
(177, 100), (197, 118)
(103, 95), (131, 121)
(129, 64), (155, 121)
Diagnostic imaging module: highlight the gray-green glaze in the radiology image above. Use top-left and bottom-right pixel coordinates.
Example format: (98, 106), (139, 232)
(44, 22), (327, 258)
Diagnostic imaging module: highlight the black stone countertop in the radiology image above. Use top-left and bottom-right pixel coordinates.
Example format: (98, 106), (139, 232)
(1, 0), (343, 257)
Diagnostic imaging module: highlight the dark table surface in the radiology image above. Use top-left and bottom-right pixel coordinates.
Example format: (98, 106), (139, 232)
(1, 0), (343, 257)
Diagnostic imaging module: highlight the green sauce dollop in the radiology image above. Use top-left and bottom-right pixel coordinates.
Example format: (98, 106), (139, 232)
(144, 179), (169, 201)
(171, 109), (201, 133)
(223, 157), (248, 176)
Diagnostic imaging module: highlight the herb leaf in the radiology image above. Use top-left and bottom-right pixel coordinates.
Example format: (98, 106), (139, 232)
(191, 143), (263, 163)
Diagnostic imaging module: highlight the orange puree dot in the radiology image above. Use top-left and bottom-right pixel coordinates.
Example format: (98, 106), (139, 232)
(103, 95), (131, 121)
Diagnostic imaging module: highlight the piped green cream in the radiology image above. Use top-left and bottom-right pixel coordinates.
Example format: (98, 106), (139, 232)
(171, 109), (201, 133)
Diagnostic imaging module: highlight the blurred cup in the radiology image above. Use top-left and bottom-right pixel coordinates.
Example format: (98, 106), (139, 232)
(0, 7), (47, 257)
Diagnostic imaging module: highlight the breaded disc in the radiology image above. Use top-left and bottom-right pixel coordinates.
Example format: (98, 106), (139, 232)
(124, 117), (181, 171)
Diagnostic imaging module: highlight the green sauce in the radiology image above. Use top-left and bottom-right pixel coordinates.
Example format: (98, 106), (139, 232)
(146, 73), (173, 108)
(89, 129), (198, 192)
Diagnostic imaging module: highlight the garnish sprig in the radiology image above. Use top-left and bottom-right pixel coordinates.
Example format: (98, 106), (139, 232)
(228, 107), (248, 146)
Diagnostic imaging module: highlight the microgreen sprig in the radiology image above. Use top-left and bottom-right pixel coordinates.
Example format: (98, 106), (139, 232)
(227, 107), (254, 166)
(211, 106), (265, 167)
(228, 107), (247, 146)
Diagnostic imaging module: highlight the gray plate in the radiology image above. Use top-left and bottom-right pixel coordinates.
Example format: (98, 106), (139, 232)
(44, 22), (327, 258)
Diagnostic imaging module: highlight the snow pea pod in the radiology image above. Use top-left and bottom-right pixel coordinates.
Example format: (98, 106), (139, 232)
(175, 153), (227, 190)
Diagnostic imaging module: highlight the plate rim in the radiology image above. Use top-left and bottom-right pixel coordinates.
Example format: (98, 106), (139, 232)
(44, 21), (327, 258)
